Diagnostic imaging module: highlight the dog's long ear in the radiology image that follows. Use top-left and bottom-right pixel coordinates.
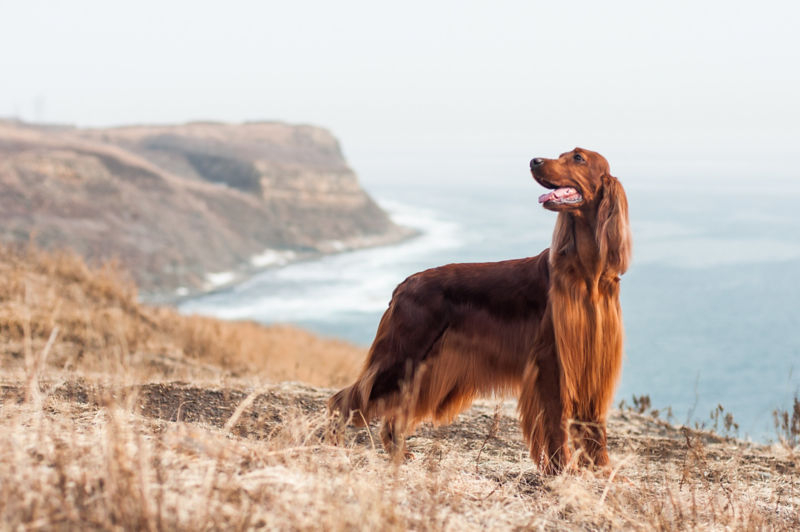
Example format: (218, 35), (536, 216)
(595, 174), (632, 275)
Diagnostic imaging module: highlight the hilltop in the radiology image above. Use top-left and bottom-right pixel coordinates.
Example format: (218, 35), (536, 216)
(0, 120), (411, 298)
(0, 245), (798, 530)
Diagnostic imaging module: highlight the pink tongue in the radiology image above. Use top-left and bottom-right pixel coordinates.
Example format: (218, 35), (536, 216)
(538, 187), (578, 204)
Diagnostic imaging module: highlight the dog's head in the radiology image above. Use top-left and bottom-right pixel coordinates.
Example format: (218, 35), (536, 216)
(530, 147), (610, 213)
(531, 148), (631, 274)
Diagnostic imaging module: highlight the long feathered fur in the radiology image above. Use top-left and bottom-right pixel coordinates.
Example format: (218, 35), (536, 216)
(329, 148), (632, 472)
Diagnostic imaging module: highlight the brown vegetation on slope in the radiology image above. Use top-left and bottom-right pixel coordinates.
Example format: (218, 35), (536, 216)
(0, 243), (363, 386)
(0, 245), (798, 530)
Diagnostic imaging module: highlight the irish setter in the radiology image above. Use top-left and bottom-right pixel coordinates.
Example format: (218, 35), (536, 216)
(329, 148), (632, 472)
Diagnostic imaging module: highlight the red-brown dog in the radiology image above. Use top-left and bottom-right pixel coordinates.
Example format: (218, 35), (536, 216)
(329, 148), (632, 472)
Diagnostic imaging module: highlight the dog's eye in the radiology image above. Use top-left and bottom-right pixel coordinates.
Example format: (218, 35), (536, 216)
(573, 153), (585, 163)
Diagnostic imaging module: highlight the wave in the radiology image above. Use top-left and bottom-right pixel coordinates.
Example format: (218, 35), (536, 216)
(178, 197), (463, 323)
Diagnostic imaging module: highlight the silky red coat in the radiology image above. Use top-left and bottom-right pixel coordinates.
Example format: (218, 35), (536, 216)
(329, 148), (632, 472)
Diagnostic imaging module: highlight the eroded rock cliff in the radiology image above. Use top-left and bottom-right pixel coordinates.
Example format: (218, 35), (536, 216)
(0, 120), (409, 297)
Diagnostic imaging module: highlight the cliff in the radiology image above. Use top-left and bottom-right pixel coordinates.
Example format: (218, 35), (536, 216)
(0, 120), (410, 297)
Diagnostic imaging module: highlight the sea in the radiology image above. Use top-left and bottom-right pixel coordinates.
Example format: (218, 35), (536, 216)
(179, 176), (800, 442)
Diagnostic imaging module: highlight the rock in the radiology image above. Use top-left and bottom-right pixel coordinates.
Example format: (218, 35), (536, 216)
(0, 120), (410, 297)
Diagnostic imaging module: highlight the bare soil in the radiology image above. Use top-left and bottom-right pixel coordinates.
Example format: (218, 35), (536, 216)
(2, 377), (798, 530)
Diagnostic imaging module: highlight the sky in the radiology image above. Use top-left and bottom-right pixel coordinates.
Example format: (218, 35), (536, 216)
(2, 0), (799, 185)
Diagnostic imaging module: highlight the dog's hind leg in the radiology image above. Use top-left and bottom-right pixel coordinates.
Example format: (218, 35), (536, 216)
(379, 417), (414, 461)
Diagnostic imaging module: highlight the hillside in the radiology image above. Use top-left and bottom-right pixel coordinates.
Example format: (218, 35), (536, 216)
(0, 243), (365, 386)
(1, 245), (798, 530)
(0, 120), (411, 298)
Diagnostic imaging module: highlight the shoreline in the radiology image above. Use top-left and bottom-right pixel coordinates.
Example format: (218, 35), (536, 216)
(142, 223), (421, 307)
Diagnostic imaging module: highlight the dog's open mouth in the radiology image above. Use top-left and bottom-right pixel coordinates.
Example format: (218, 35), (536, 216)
(538, 187), (582, 205)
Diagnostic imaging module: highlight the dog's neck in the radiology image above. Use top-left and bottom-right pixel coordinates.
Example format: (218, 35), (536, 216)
(550, 212), (606, 282)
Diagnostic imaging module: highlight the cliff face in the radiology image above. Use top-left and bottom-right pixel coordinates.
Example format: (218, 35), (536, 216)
(0, 120), (408, 296)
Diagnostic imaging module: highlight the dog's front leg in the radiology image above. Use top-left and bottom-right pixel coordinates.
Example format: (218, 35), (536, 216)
(519, 342), (570, 474)
(569, 418), (609, 468)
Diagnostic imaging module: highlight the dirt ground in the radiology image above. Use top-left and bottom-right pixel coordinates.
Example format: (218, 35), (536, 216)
(2, 377), (797, 530)
(1, 245), (798, 530)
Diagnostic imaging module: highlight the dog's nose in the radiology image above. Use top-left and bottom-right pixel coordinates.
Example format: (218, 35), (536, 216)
(530, 158), (544, 169)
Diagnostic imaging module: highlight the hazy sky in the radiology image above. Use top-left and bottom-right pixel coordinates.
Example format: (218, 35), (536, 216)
(2, 0), (799, 185)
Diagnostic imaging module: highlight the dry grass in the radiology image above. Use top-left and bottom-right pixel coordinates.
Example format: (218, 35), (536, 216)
(1, 244), (798, 530)
(0, 243), (363, 386)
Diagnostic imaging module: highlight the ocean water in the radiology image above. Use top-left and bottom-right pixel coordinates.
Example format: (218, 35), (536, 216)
(179, 177), (800, 441)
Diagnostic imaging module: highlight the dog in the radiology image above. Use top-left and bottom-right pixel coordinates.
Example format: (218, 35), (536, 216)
(329, 148), (631, 472)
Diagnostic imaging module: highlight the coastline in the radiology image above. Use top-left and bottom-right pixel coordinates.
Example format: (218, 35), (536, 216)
(142, 223), (421, 306)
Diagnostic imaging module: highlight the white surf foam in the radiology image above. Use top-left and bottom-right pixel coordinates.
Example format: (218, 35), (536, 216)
(250, 249), (298, 268)
(204, 270), (235, 288)
(180, 197), (463, 322)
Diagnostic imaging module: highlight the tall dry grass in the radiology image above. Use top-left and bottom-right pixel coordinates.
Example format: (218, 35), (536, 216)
(2, 380), (798, 530)
(0, 243), (798, 530)
(0, 243), (363, 386)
